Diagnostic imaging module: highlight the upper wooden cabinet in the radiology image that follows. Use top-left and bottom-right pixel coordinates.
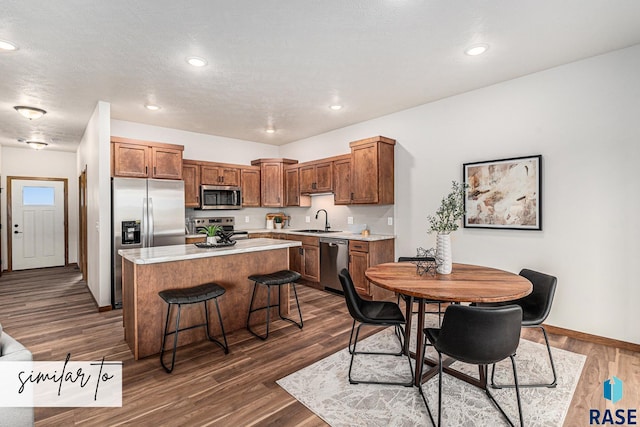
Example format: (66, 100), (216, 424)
(182, 160), (200, 208)
(201, 164), (240, 186)
(284, 165), (311, 207)
(251, 158), (298, 207)
(299, 160), (333, 194)
(240, 167), (261, 207)
(111, 137), (184, 179)
(349, 136), (395, 205)
(333, 155), (351, 205)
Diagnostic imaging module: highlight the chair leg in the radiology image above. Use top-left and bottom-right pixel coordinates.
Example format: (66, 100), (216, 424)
(347, 322), (413, 387)
(348, 319), (357, 354)
(491, 325), (557, 389)
(204, 299), (229, 354)
(277, 283), (303, 329)
(247, 281), (270, 340)
(438, 352), (443, 427)
(417, 336), (436, 426)
(160, 303), (182, 373)
(484, 361), (524, 427)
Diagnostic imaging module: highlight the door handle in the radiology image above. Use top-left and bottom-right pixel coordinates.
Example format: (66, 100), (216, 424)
(14, 230), (23, 234)
(148, 198), (154, 247)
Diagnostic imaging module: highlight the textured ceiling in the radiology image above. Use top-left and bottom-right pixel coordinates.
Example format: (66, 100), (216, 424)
(2, 1), (640, 152)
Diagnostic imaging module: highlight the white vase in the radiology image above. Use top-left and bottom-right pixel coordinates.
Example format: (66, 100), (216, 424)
(436, 233), (452, 274)
(206, 236), (217, 244)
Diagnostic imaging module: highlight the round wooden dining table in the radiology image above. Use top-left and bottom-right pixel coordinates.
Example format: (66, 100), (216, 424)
(365, 262), (532, 387)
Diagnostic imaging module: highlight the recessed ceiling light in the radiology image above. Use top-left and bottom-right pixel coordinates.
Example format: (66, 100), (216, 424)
(0, 39), (18, 51)
(186, 56), (208, 67)
(329, 105), (343, 111)
(25, 140), (48, 150)
(14, 106), (47, 120)
(265, 127), (276, 134)
(465, 43), (489, 56)
(145, 104), (161, 111)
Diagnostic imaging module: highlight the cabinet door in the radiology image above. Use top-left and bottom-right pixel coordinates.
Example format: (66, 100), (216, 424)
(261, 162), (284, 207)
(289, 246), (303, 275)
(301, 244), (320, 282)
(151, 146), (183, 179)
(113, 143), (150, 177)
(200, 165), (221, 185)
(241, 168), (261, 207)
(182, 163), (200, 208)
(221, 167), (240, 186)
(315, 161), (333, 192)
(349, 250), (370, 296)
(285, 167), (302, 206)
(351, 142), (379, 203)
(333, 158), (351, 204)
(299, 165), (316, 193)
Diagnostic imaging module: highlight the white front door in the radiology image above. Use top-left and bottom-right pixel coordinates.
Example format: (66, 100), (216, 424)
(11, 180), (65, 270)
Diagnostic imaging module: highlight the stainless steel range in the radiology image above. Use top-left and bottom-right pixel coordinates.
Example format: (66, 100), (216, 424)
(192, 216), (248, 240)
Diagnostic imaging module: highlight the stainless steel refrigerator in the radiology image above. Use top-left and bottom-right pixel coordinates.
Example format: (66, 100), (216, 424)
(111, 178), (185, 308)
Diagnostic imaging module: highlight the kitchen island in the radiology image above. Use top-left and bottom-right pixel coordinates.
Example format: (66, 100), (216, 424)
(119, 238), (302, 360)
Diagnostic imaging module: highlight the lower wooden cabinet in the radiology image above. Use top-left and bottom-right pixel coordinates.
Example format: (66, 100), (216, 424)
(285, 235), (320, 282)
(349, 239), (395, 299)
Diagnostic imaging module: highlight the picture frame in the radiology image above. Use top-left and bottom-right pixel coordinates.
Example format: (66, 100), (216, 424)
(463, 155), (542, 230)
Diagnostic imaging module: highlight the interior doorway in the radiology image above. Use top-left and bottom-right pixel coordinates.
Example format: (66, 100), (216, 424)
(79, 168), (87, 280)
(7, 177), (69, 271)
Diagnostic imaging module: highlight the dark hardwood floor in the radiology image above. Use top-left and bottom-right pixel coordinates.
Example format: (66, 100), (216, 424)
(0, 266), (637, 426)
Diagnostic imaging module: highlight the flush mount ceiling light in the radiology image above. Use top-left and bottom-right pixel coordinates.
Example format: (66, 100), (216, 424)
(0, 39), (18, 51)
(14, 106), (47, 120)
(25, 140), (48, 150)
(265, 127), (276, 134)
(186, 56), (208, 67)
(464, 43), (489, 56)
(329, 105), (343, 111)
(145, 104), (161, 111)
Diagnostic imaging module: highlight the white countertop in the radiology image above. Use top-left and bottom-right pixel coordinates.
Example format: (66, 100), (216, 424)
(119, 238), (301, 265)
(242, 229), (395, 242)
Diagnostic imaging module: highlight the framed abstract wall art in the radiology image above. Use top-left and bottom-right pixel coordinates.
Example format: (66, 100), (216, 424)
(463, 155), (542, 230)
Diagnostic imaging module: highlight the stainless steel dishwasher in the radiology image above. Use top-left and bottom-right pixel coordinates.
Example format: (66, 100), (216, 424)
(320, 238), (349, 293)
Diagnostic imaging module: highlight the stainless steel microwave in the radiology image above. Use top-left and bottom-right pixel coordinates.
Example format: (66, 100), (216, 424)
(200, 185), (242, 210)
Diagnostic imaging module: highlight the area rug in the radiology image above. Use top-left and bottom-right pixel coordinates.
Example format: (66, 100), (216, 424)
(277, 318), (586, 426)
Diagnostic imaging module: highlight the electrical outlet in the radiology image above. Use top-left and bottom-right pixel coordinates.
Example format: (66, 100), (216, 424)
(245, 216), (250, 223)
(387, 217), (393, 226)
(305, 216), (311, 223)
(347, 216), (353, 225)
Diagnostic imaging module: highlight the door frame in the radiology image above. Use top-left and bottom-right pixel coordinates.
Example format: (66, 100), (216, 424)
(79, 168), (87, 281)
(6, 176), (69, 272)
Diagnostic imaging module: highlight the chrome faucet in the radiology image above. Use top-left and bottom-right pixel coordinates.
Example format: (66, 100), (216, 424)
(315, 209), (330, 231)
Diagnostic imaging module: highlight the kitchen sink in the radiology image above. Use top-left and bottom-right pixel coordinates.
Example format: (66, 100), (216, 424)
(292, 229), (342, 233)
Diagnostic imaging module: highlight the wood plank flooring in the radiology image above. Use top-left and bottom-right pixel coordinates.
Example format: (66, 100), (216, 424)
(0, 266), (637, 426)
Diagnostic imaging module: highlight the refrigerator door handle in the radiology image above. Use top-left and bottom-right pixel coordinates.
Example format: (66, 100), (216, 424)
(148, 197), (154, 247)
(142, 198), (148, 247)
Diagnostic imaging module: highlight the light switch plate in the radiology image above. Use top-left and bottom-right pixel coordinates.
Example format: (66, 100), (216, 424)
(388, 217), (393, 226)
(245, 216), (250, 223)
(347, 216), (353, 225)
(305, 216), (311, 223)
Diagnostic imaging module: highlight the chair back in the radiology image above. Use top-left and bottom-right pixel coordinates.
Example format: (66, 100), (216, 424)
(435, 304), (522, 365)
(518, 268), (557, 325)
(338, 268), (368, 323)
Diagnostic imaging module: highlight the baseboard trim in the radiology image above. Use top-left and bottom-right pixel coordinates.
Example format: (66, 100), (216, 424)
(545, 324), (640, 353)
(98, 305), (112, 312)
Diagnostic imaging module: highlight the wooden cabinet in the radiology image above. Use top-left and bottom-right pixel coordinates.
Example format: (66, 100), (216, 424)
(286, 235), (320, 282)
(111, 136), (183, 179)
(240, 167), (261, 207)
(201, 164), (240, 186)
(349, 136), (395, 205)
(284, 166), (311, 207)
(333, 155), (351, 205)
(299, 160), (333, 194)
(349, 238), (395, 299)
(182, 160), (200, 208)
(251, 158), (298, 207)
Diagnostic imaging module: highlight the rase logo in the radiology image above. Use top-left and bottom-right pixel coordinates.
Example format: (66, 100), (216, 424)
(589, 376), (637, 425)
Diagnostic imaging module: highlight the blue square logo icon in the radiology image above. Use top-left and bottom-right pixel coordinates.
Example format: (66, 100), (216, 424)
(604, 376), (623, 404)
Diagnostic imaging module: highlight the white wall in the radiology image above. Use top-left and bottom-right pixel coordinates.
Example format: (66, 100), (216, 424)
(280, 45), (640, 344)
(0, 146), (79, 271)
(77, 101), (111, 307)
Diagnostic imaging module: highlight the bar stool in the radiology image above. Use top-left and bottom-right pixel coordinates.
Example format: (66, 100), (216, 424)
(159, 282), (229, 373)
(246, 270), (303, 340)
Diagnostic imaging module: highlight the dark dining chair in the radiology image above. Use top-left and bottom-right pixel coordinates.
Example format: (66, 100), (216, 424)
(397, 256), (442, 325)
(338, 268), (414, 387)
(489, 268), (558, 389)
(420, 304), (524, 427)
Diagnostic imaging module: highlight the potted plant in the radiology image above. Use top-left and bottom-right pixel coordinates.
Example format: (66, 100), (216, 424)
(427, 181), (468, 274)
(198, 225), (223, 244)
(274, 216), (283, 229)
